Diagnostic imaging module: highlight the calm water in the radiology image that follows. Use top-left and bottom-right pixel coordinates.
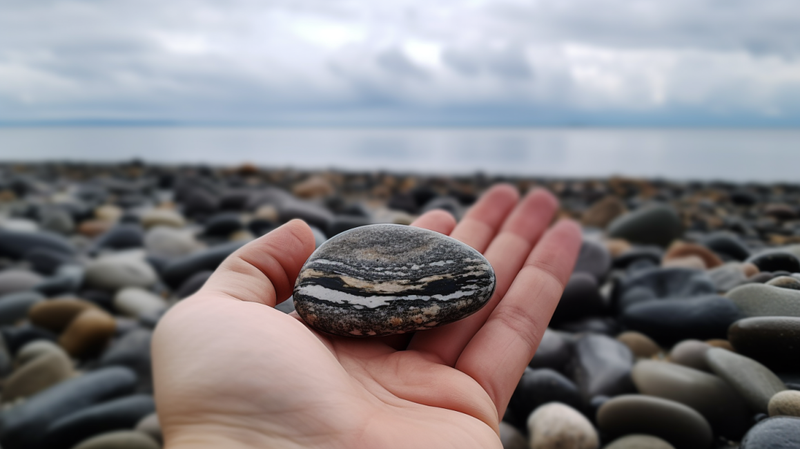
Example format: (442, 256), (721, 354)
(0, 127), (798, 182)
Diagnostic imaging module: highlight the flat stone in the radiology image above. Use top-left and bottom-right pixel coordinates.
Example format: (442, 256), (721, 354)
(527, 402), (598, 449)
(72, 430), (160, 449)
(729, 317), (800, 371)
(2, 348), (73, 403)
(726, 283), (800, 317)
(59, 309), (117, 358)
(28, 298), (99, 333)
(616, 331), (661, 359)
(92, 224), (145, 252)
(664, 242), (723, 269)
(507, 368), (582, 429)
(140, 209), (186, 229)
(293, 224), (496, 337)
(747, 250), (800, 273)
(701, 232), (751, 261)
(632, 360), (751, 439)
(161, 241), (245, 289)
(661, 255), (706, 270)
(613, 267), (716, 312)
(278, 200), (334, 231)
(144, 226), (201, 259)
(0, 269), (44, 296)
(767, 276), (800, 290)
(669, 340), (713, 372)
(35, 264), (85, 296)
(203, 212), (244, 237)
(78, 219), (114, 238)
(84, 253), (158, 291)
(113, 288), (166, 318)
(0, 367), (137, 449)
(604, 435), (675, 449)
(0, 291), (45, 326)
(740, 416), (800, 449)
(705, 347), (786, 413)
(621, 295), (741, 346)
(770, 390), (800, 417)
(0, 229), (75, 260)
(567, 333), (635, 402)
(597, 395), (712, 449)
(607, 204), (683, 247)
(41, 394), (155, 449)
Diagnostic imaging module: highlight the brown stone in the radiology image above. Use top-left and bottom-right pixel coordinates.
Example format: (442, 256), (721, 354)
(582, 196), (627, 229)
(28, 298), (99, 333)
(293, 175), (333, 199)
(78, 219), (114, 238)
(606, 239), (633, 258)
(664, 242), (723, 269)
(617, 331), (662, 359)
(59, 309), (116, 358)
(669, 340), (713, 372)
(705, 339), (735, 352)
(662, 255), (707, 270)
(95, 205), (123, 222)
(742, 263), (760, 278)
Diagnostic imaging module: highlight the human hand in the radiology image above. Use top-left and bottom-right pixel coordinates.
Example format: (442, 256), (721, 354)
(152, 184), (582, 449)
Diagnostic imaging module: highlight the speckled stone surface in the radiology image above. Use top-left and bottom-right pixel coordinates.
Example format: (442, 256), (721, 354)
(293, 224), (496, 337)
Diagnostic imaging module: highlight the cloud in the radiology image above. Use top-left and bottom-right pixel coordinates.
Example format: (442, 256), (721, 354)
(0, 0), (799, 125)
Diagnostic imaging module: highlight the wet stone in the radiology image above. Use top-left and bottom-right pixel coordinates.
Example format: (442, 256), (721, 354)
(293, 224), (496, 337)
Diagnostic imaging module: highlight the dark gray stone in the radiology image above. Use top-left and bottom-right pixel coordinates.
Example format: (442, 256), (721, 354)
(91, 224), (145, 252)
(741, 416), (800, 449)
(747, 251), (800, 274)
(293, 224), (495, 337)
(0, 229), (75, 260)
(23, 247), (75, 276)
(507, 367), (582, 429)
(98, 329), (153, 393)
(529, 328), (572, 373)
(567, 333), (635, 402)
(706, 347), (786, 413)
(551, 272), (605, 326)
(573, 239), (612, 282)
(607, 204), (683, 247)
(702, 232), (751, 261)
(175, 270), (213, 299)
(613, 267), (716, 312)
(203, 212), (243, 237)
(729, 316), (800, 371)
(0, 291), (45, 326)
(161, 241), (245, 289)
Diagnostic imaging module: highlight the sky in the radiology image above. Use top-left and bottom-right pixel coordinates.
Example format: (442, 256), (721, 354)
(1, 0), (800, 127)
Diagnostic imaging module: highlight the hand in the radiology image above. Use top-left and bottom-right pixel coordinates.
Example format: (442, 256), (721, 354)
(152, 184), (582, 449)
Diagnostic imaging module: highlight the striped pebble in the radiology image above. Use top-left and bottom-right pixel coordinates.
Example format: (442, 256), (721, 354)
(293, 224), (496, 337)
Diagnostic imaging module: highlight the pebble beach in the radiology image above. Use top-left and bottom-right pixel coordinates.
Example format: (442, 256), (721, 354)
(2, 161), (800, 448)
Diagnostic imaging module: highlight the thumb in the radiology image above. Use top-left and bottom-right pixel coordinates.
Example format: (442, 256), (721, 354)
(202, 219), (316, 307)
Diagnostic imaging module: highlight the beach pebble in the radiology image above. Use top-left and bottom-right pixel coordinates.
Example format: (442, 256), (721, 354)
(707, 262), (750, 292)
(661, 255), (706, 270)
(28, 297), (99, 333)
(729, 316), (800, 371)
(144, 226), (201, 259)
(278, 200), (334, 231)
(529, 329), (572, 372)
(526, 403), (598, 449)
(769, 391), (800, 417)
(508, 368), (582, 428)
(161, 241), (244, 289)
(613, 267), (716, 312)
(740, 416), (800, 449)
(293, 175), (334, 199)
(726, 283), (800, 317)
(95, 204), (123, 222)
(604, 435), (675, 449)
(551, 273), (605, 325)
(92, 224), (145, 252)
(40, 394), (155, 449)
(40, 208), (75, 235)
(135, 413), (162, 444)
(0, 291), (45, 325)
(567, 333), (635, 402)
(182, 189), (219, 218)
(1, 325), (58, 353)
(499, 421), (526, 449)
(113, 287), (167, 318)
(668, 340), (713, 372)
(59, 308), (117, 358)
(613, 247), (662, 269)
(0, 366), (137, 449)
(98, 328), (153, 393)
(293, 224), (496, 337)
(702, 232), (751, 261)
(36, 264), (85, 296)
(767, 275), (800, 290)
(203, 212), (243, 237)
(0, 229), (75, 259)
(14, 339), (64, 367)
(327, 215), (373, 238)
(621, 295), (741, 346)
(84, 253), (158, 291)
(664, 242), (723, 269)
(78, 219), (114, 238)
(24, 247), (76, 275)
(573, 239), (612, 281)
(2, 346), (73, 403)
(597, 395), (712, 449)
(632, 360), (751, 439)
(607, 204), (683, 247)
(705, 347), (786, 413)
(175, 270), (212, 298)
(141, 208), (186, 229)
(747, 250), (800, 273)
(616, 331), (661, 359)
(72, 430), (160, 449)
(0, 269), (44, 296)
(581, 195), (627, 229)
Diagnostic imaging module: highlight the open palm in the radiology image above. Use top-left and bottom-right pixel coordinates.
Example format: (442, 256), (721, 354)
(153, 185), (581, 449)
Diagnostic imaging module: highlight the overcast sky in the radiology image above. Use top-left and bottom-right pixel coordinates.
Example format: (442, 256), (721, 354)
(2, 0), (800, 126)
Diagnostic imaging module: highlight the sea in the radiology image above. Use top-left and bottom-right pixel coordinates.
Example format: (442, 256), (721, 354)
(0, 127), (798, 183)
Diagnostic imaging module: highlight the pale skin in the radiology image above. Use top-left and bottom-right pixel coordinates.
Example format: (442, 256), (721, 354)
(152, 184), (582, 449)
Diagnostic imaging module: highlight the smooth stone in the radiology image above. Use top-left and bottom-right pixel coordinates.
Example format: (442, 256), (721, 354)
(604, 435), (676, 449)
(581, 195), (627, 229)
(203, 212), (243, 237)
(140, 209), (186, 229)
(174, 270), (212, 299)
(621, 295), (741, 346)
(113, 288), (167, 318)
(219, 189), (252, 211)
(39, 208), (75, 236)
(98, 329), (153, 393)
(557, 316), (618, 336)
(0, 218), (39, 232)
(770, 391), (800, 417)
(707, 262), (749, 292)
(275, 296), (295, 313)
(768, 276), (800, 290)
(95, 204), (123, 222)
(729, 316), (800, 371)
(499, 421), (526, 449)
(597, 395), (712, 449)
(72, 430), (160, 449)
(0, 269), (44, 296)
(14, 339), (63, 367)
(669, 340), (713, 372)
(0, 367), (137, 449)
(35, 264), (85, 296)
(134, 413), (162, 444)
(293, 224), (496, 337)
(278, 200), (334, 231)
(0, 291), (45, 325)
(747, 251), (800, 274)
(740, 416), (800, 449)
(661, 255), (706, 270)
(566, 333), (635, 402)
(92, 224), (145, 252)
(1, 325), (58, 354)
(144, 226), (201, 259)
(293, 175), (334, 199)
(613, 247), (663, 269)
(0, 229), (75, 259)
(161, 241), (245, 289)
(41, 394), (155, 449)
(632, 360), (751, 439)
(23, 247), (75, 276)
(79, 289), (115, 311)
(78, 219), (115, 238)
(28, 298), (99, 333)
(664, 242), (723, 269)
(706, 347), (786, 413)
(529, 329), (572, 373)
(84, 253), (158, 291)
(702, 232), (751, 261)
(551, 273), (605, 326)
(182, 189), (219, 218)
(613, 267), (716, 312)
(527, 403), (599, 449)
(616, 331), (661, 359)
(2, 348), (73, 403)
(607, 204), (683, 247)
(574, 239), (612, 282)
(59, 309), (117, 358)
(326, 215), (372, 238)
(726, 283), (800, 317)
(508, 368), (582, 429)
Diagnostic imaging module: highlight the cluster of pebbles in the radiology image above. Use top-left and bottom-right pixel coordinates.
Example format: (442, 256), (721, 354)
(1, 162), (800, 448)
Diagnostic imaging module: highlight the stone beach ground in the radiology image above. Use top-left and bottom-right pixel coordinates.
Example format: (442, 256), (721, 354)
(1, 161), (800, 448)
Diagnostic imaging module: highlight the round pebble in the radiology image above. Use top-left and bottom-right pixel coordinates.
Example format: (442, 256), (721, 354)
(769, 390), (800, 417)
(604, 435), (675, 449)
(527, 402), (598, 449)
